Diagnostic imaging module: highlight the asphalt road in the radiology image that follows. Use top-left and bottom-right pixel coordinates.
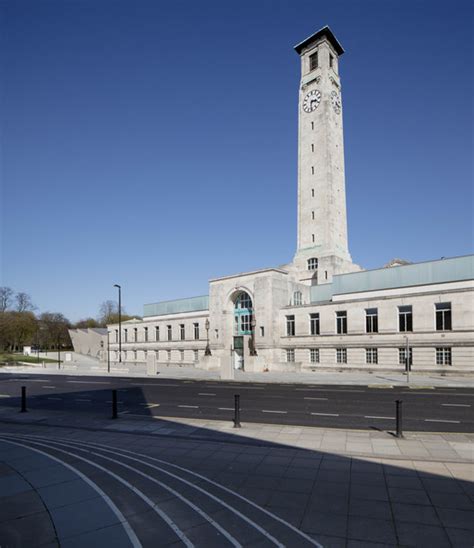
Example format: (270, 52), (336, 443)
(0, 373), (473, 433)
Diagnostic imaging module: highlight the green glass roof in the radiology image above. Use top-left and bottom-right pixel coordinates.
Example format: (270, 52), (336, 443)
(143, 295), (209, 317)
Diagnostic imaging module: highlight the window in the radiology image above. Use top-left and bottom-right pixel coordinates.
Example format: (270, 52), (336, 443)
(180, 350), (184, 361)
(167, 350), (171, 361)
(260, 326), (265, 337)
(144, 327), (148, 342)
(193, 322), (199, 340)
(167, 325), (172, 341)
(312, 211), (315, 220)
(234, 292), (253, 335)
(336, 348), (347, 364)
(115, 329), (118, 342)
(436, 303), (452, 331)
(310, 313), (320, 335)
(155, 350), (159, 360)
(286, 348), (295, 362)
(124, 329), (128, 342)
(155, 326), (160, 341)
(366, 348), (378, 364)
(366, 308), (378, 333)
(311, 143), (314, 152)
(194, 349), (199, 362)
(310, 348), (320, 363)
(329, 53), (334, 68)
(398, 306), (413, 332)
(309, 51), (318, 71)
(336, 311), (347, 334)
(399, 347), (413, 367)
(436, 347), (452, 366)
(133, 328), (138, 342)
(307, 257), (318, 271)
(144, 350), (147, 359)
(312, 234), (315, 243)
(133, 350), (137, 360)
(311, 188), (315, 197)
(311, 121), (314, 130)
(180, 324), (185, 340)
(286, 315), (295, 336)
(311, 166), (314, 175)
(293, 291), (302, 306)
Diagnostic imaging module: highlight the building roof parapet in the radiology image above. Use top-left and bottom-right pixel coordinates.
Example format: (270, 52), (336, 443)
(294, 26), (344, 56)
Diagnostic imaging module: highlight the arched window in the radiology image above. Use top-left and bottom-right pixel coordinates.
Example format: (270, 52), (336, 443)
(307, 257), (318, 271)
(234, 292), (253, 335)
(293, 291), (302, 306)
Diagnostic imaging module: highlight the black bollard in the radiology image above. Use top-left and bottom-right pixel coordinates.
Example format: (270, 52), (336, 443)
(20, 386), (27, 413)
(112, 389), (118, 419)
(233, 394), (241, 428)
(396, 399), (403, 438)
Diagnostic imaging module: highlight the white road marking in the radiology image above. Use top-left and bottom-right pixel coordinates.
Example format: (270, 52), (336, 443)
(106, 400), (123, 404)
(0, 437), (141, 548)
(425, 419), (461, 424)
(0, 395), (11, 398)
(139, 403), (160, 409)
(364, 415), (392, 420)
(67, 381), (110, 385)
(304, 397), (328, 400)
(42, 386), (56, 389)
(198, 393), (216, 396)
(218, 407), (234, 411)
(75, 399), (92, 402)
(311, 412), (339, 417)
(3, 436), (193, 548)
(46, 397), (62, 401)
(261, 410), (287, 414)
(441, 403), (471, 407)
(178, 405), (199, 409)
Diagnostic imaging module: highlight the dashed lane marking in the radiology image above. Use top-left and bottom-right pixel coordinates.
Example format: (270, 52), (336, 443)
(67, 381), (111, 385)
(261, 410), (287, 414)
(42, 386), (56, 389)
(425, 419), (461, 424)
(198, 393), (216, 396)
(311, 412), (339, 417)
(218, 407), (234, 411)
(364, 415), (393, 420)
(441, 404), (471, 407)
(178, 405), (199, 409)
(0, 395), (11, 398)
(75, 399), (92, 402)
(139, 403), (160, 409)
(303, 397), (328, 400)
(47, 397), (62, 401)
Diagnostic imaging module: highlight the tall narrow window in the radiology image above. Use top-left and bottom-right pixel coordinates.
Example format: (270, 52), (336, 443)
(309, 51), (318, 71)
(124, 329), (128, 343)
(435, 303), (452, 331)
(336, 348), (347, 364)
(286, 315), (295, 336)
(286, 348), (295, 362)
(312, 211), (315, 220)
(436, 347), (452, 366)
(193, 322), (199, 340)
(180, 350), (184, 361)
(180, 324), (185, 340)
(329, 53), (334, 68)
(293, 291), (302, 306)
(311, 188), (315, 197)
(194, 349), (199, 362)
(134, 328), (138, 342)
(167, 325), (172, 341)
(260, 326), (265, 337)
(155, 326), (160, 341)
(144, 327), (148, 342)
(310, 313), (320, 335)
(155, 350), (159, 361)
(167, 350), (171, 361)
(399, 347), (413, 368)
(398, 306), (413, 332)
(115, 329), (118, 342)
(366, 348), (378, 364)
(312, 234), (315, 243)
(311, 166), (314, 175)
(366, 308), (378, 333)
(311, 121), (314, 130)
(311, 144), (314, 152)
(336, 311), (347, 334)
(310, 348), (320, 363)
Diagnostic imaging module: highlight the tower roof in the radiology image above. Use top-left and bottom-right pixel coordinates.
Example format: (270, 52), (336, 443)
(294, 26), (344, 56)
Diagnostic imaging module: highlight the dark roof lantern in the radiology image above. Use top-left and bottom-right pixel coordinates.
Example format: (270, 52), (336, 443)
(294, 26), (344, 56)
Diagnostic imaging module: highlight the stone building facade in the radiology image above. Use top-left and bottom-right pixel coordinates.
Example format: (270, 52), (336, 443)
(102, 27), (473, 375)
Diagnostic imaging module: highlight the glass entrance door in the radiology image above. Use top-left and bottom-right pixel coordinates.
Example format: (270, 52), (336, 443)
(233, 336), (244, 370)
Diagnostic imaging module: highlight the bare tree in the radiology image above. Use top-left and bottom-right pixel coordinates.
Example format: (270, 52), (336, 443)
(0, 287), (14, 312)
(15, 292), (36, 312)
(98, 300), (118, 325)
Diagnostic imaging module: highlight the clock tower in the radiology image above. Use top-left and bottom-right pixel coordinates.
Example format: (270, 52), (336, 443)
(292, 27), (360, 284)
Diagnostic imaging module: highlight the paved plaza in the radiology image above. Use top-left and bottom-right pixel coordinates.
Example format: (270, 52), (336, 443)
(0, 406), (473, 547)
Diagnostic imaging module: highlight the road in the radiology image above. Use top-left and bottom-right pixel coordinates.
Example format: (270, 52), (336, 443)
(0, 373), (473, 433)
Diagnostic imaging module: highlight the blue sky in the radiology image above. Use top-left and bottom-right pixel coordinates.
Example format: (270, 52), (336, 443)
(1, 0), (472, 321)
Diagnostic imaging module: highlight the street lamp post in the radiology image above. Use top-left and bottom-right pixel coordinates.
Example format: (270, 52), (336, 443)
(405, 335), (410, 384)
(113, 284), (122, 362)
(57, 336), (61, 370)
(107, 331), (111, 373)
(250, 316), (257, 356)
(204, 318), (211, 356)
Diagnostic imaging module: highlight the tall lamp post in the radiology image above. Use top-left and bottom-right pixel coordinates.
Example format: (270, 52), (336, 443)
(113, 284), (122, 362)
(204, 318), (211, 356)
(107, 330), (111, 373)
(250, 316), (257, 356)
(405, 335), (410, 384)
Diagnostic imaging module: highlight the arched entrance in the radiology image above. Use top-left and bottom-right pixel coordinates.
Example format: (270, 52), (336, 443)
(232, 291), (253, 370)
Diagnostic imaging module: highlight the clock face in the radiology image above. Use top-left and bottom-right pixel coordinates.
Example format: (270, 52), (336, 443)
(303, 89), (321, 113)
(331, 90), (341, 114)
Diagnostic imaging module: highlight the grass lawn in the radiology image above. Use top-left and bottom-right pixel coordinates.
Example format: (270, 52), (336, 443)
(0, 353), (61, 365)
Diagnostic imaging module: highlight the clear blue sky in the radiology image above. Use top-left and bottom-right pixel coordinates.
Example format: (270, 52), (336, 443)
(1, 0), (472, 321)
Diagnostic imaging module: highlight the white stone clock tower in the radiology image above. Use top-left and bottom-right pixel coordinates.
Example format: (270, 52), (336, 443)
(292, 27), (360, 285)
